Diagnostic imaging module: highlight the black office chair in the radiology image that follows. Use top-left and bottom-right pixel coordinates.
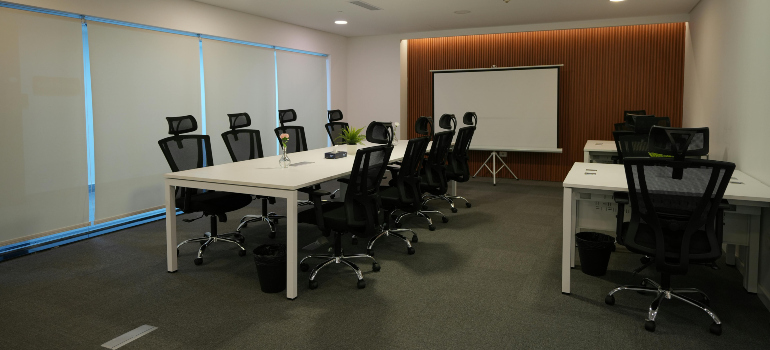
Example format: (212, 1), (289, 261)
(605, 127), (731, 335)
(221, 113), (284, 238)
(325, 109), (349, 146)
(422, 114), (459, 212)
(274, 109), (332, 205)
(623, 110), (647, 124)
(612, 130), (650, 163)
(158, 115), (252, 265)
(299, 121), (394, 290)
(374, 135), (431, 254)
(445, 112), (477, 209)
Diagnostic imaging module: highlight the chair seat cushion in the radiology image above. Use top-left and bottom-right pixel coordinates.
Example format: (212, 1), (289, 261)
(321, 201), (384, 236)
(190, 191), (252, 215)
(379, 186), (401, 206)
(621, 222), (717, 263)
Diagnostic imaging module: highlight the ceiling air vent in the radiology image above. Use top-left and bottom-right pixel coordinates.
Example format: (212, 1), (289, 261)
(349, 1), (382, 11)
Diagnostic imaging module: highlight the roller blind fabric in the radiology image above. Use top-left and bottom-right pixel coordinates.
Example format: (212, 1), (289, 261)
(276, 51), (328, 150)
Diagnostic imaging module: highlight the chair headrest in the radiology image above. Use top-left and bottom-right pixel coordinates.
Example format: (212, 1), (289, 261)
(462, 112), (477, 126)
(278, 109), (296, 125)
(166, 115), (197, 135)
(648, 126), (709, 160)
(625, 114), (655, 125)
(366, 121), (393, 145)
(415, 116), (433, 136)
(328, 110), (343, 122)
(438, 114), (456, 131)
(227, 113), (251, 130)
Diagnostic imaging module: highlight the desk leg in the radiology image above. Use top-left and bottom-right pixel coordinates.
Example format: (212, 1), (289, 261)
(449, 180), (457, 197)
(562, 187), (576, 294)
(165, 183), (177, 273)
(746, 214), (760, 293)
(286, 190), (298, 300)
(584, 151), (590, 163)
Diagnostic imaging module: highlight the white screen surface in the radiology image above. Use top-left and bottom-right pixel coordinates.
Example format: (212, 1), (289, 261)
(433, 67), (560, 152)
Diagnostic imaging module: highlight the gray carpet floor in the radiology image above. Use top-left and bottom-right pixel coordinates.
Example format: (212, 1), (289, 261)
(1, 178), (769, 349)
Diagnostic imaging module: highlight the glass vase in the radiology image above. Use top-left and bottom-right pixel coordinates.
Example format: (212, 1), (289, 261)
(278, 145), (291, 168)
(393, 125), (399, 145)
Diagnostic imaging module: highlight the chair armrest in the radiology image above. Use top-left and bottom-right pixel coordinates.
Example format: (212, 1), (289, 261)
(613, 192), (629, 204)
(718, 200), (733, 211)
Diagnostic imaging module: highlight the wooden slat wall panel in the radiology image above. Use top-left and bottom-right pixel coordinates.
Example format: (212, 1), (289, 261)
(407, 23), (685, 182)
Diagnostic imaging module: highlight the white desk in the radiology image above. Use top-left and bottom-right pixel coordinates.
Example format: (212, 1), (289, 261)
(164, 142), (410, 299)
(562, 162), (770, 295)
(583, 140), (618, 163)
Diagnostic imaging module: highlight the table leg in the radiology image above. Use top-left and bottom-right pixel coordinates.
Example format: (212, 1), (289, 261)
(286, 190), (298, 299)
(746, 214), (760, 293)
(562, 187), (575, 294)
(724, 244), (736, 266)
(165, 183), (177, 273)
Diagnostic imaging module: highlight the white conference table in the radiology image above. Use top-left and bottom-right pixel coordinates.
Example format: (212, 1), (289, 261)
(562, 162), (770, 295)
(583, 140), (618, 163)
(164, 142), (411, 299)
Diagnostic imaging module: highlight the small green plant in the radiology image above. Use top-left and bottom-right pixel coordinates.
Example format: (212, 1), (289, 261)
(335, 126), (366, 145)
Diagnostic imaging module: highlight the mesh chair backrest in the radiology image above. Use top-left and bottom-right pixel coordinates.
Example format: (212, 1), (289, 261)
(278, 109), (297, 126)
(462, 112), (477, 126)
(613, 131), (650, 162)
(326, 122), (349, 146)
(222, 129), (264, 162)
(366, 121), (393, 145)
(427, 130), (454, 167)
(226, 112), (251, 130)
(399, 137), (430, 181)
(166, 115), (197, 135)
(632, 115), (670, 134)
(415, 116), (433, 136)
(328, 110), (343, 122)
(623, 158), (734, 274)
(648, 126), (709, 161)
(438, 114), (456, 132)
(614, 122), (633, 131)
(452, 126), (475, 157)
(345, 144), (393, 231)
(623, 110), (647, 124)
(274, 126), (308, 153)
(158, 134), (212, 204)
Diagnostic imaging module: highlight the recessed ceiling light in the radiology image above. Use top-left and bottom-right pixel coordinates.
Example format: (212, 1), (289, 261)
(610, 0), (625, 2)
(335, 20), (348, 24)
(454, 10), (471, 14)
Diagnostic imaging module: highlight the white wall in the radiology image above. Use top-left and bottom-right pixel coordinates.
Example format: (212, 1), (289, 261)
(346, 14), (690, 132)
(13, 0), (348, 116)
(686, 0), (770, 308)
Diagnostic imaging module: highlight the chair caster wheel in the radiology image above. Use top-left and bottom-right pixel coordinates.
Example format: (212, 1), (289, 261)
(640, 279), (646, 286)
(351, 237), (358, 245)
(407, 247), (415, 255)
(372, 262), (381, 272)
(429, 225), (436, 231)
(309, 280), (318, 290)
(411, 235), (418, 243)
(300, 263), (309, 272)
(330, 194), (336, 199)
(644, 320), (656, 332)
(451, 208), (458, 213)
(268, 231), (276, 239)
(238, 249), (246, 257)
(357, 279), (366, 289)
(366, 249), (374, 257)
(466, 203), (471, 208)
(442, 217), (449, 223)
(709, 322), (722, 335)
(194, 258), (203, 265)
(395, 222), (402, 228)
(605, 295), (615, 306)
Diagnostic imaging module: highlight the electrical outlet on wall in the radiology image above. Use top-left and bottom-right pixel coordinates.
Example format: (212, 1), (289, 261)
(499, 151), (508, 157)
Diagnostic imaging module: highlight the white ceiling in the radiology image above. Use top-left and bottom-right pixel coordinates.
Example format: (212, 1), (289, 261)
(194, 0), (700, 37)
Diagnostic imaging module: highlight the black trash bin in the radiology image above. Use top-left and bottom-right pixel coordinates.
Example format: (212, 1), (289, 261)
(253, 244), (287, 293)
(575, 232), (615, 276)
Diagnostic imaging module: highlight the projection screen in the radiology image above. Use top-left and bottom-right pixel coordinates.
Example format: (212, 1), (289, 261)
(433, 65), (561, 152)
